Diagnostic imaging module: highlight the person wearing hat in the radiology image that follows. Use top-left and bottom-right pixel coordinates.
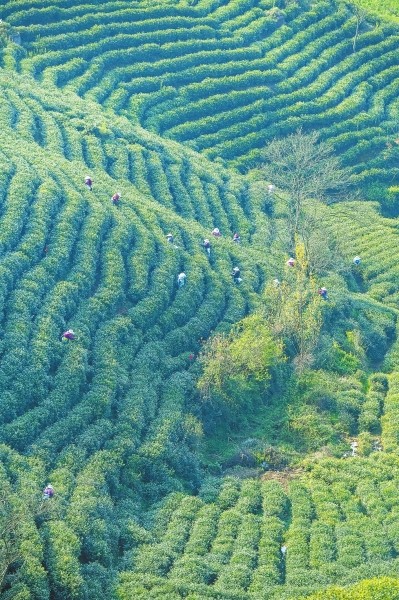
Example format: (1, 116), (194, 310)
(84, 176), (93, 191)
(177, 272), (187, 288)
(43, 484), (54, 499)
(318, 287), (328, 300)
(203, 239), (211, 256)
(232, 267), (241, 283)
(62, 329), (75, 341)
(112, 192), (121, 205)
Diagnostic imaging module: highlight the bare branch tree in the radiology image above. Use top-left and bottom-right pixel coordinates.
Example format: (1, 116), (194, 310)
(262, 128), (353, 255)
(353, 6), (367, 52)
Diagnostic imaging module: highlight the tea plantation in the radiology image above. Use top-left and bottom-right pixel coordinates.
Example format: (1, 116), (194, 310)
(1, 1), (399, 599)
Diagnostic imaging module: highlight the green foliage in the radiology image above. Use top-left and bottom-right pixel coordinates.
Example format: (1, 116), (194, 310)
(381, 374), (399, 452)
(198, 314), (283, 406)
(263, 242), (324, 370)
(1, 0), (397, 201)
(288, 401), (339, 451)
(0, 60), (270, 595)
(119, 457), (399, 598)
(44, 521), (83, 599)
(328, 341), (361, 375)
(297, 576), (399, 599)
(0, 448), (47, 598)
(0, 20), (12, 48)
(0, 1), (399, 599)
(350, 0), (399, 23)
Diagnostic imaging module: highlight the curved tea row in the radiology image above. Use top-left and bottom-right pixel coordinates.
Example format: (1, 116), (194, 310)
(2, 0), (398, 190)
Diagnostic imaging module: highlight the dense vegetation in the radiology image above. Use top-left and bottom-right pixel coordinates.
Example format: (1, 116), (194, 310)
(4, 0), (399, 195)
(0, 0), (399, 598)
(117, 459), (399, 599)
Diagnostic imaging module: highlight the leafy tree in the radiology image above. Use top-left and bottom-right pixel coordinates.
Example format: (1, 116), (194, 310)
(197, 241), (326, 430)
(197, 313), (284, 407)
(263, 242), (324, 372)
(262, 129), (353, 253)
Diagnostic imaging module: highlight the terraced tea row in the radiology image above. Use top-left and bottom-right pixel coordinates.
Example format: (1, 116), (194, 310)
(117, 456), (399, 599)
(1, 77), (263, 235)
(1, 74), (397, 483)
(3, 0), (399, 192)
(1, 3), (399, 596)
(0, 93), (267, 442)
(351, 0), (399, 23)
(320, 201), (399, 310)
(0, 73), (276, 597)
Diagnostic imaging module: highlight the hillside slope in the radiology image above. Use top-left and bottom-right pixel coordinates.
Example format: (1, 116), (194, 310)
(1, 1), (399, 599)
(118, 457), (399, 599)
(0, 67), (275, 599)
(3, 0), (399, 187)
